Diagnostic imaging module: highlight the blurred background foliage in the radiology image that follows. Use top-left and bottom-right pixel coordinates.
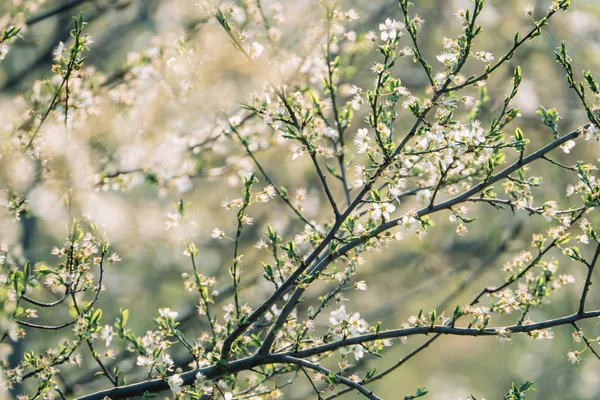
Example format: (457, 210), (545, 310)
(2, 0), (600, 399)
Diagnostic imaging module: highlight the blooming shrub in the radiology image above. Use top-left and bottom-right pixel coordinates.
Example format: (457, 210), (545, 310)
(1, 0), (600, 399)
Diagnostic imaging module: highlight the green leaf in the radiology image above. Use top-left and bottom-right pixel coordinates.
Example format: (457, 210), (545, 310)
(583, 71), (599, 94)
(453, 305), (462, 320)
(120, 308), (129, 327)
(326, 371), (339, 385)
(141, 391), (157, 400)
(91, 308), (103, 324)
(364, 368), (376, 382)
